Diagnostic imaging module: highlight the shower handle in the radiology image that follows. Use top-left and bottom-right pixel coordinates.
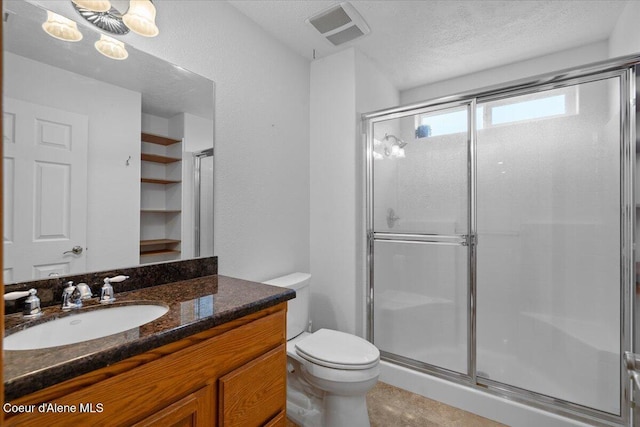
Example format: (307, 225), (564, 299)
(624, 351), (640, 390)
(386, 208), (400, 228)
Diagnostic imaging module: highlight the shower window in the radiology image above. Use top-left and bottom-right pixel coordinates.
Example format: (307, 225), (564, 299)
(416, 87), (578, 139)
(415, 107), (483, 138)
(484, 86), (578, 127)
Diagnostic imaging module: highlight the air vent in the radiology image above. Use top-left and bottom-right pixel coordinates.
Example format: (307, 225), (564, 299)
(306, 2), (370, 46)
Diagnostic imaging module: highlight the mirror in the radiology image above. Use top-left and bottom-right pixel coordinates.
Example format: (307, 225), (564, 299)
(2, 0), (215, 284)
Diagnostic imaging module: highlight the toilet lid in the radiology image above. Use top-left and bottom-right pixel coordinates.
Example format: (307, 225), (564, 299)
(295, 329), (380, 370)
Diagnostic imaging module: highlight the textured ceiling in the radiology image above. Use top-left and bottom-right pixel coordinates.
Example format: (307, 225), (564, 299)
(228, 0), (630, 90)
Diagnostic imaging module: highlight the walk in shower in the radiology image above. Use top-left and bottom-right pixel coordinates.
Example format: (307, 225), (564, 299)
(364, 57), (638, 426)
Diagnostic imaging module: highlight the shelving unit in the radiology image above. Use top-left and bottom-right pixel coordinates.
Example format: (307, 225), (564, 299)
(140, 132), (183, 261)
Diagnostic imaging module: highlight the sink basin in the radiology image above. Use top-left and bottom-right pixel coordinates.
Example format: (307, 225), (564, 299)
(4, 304), (169, 351)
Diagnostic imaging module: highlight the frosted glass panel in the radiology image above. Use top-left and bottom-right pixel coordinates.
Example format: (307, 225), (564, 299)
(476, 79), (621, 414)
(373, 241), (468, 374)
(372, 106), (468, 235)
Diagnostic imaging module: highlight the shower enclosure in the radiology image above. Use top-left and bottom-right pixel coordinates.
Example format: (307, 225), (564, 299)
(364, 57), (638, 426)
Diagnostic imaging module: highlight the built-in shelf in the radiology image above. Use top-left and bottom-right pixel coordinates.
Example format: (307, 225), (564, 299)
(142, 132), (181, 146)
(141, 178), (182, 185)
(140, 209), (182, 214)
(141, 153), (181, 164)
(140, 238), (181, 257)
(140, 249), (181, 257)
(140, 239), (181, 246)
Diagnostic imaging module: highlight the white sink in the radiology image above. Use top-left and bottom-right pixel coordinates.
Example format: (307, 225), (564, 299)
(4, 304), (169, 351)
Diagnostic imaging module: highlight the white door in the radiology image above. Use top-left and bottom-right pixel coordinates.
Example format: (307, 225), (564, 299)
(3, 98), (88, 283)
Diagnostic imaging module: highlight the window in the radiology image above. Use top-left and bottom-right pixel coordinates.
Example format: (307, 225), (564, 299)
(415, 87), (578, 138)
(490, 94), (567, 125)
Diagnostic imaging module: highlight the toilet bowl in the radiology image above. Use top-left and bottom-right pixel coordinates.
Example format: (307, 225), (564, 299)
(264, 273), (380, 427)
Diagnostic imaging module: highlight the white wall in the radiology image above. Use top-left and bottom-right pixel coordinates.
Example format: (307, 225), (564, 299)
(609, 0), (640, 58)
(310, 49), (357, 334)
(5, 52), (141, 272)
(401, 42), (608, 105)
(30, 0), (311, 281)
(310, 48), (398, 335)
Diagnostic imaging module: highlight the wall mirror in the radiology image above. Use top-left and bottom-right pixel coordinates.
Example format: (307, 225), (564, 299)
(2, 0), (215, 284)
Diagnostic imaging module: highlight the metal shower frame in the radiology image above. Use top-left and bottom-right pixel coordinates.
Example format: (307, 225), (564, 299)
(362, 54), (639, 427)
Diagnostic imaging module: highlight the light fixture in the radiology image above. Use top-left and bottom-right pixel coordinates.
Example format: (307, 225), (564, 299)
(42, 11), (83, 42)
(73, 0), (159, 37)
(122, 0), (159, 37)
(72, 0), (111, 13)
(95, 34), (129, 60)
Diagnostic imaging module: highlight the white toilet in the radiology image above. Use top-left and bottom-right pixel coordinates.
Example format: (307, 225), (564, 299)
(264, 273), (380, 427)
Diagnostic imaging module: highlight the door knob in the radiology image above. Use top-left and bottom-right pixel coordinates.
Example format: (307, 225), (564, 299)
(63, 245), (83, 255)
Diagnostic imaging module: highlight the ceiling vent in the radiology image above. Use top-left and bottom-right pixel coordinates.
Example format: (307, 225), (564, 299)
(306, 2), (370, 46)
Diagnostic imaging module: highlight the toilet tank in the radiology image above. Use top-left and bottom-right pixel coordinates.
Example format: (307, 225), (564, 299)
(263, 272), (310, 340)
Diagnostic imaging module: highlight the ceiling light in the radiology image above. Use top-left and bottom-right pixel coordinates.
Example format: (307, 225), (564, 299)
(122, 1), (159, 37)
(95, 34), (129, 60)
(72, 0), (159, 37)
(42, 11), (83, 42)
(72, 0), (112, 13)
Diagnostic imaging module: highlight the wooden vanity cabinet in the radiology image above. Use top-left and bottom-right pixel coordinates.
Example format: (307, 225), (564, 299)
(5, 303), (288, 427)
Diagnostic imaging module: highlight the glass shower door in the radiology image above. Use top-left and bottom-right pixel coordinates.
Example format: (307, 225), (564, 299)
(370, 102), (471, 374)
(475, 77), (622, 414)
(195, 148), (213, 257)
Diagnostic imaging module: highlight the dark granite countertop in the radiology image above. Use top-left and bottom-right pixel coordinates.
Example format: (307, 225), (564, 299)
(4, 275), (295, 401)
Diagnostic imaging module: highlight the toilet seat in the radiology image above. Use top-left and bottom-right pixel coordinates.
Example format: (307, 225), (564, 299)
(295, 329), (380, 370)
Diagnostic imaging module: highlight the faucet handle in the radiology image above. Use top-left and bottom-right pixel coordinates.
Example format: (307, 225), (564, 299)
(4, 290), (31, 301)
(63, 281), (76, 293)
(23, 289), (43, 319)
(100, 275), (129, 304)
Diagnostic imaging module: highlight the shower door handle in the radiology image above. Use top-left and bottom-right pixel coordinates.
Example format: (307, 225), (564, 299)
(624, 351), (640, 390)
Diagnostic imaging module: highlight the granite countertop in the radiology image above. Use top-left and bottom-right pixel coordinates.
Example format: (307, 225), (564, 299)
(4, 275), (295, 401)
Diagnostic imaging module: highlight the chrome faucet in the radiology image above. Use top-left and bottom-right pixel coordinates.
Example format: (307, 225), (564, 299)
(4, 288), (42, 318)
(61, 281), (93, 311)
(61, 281), (81, 311)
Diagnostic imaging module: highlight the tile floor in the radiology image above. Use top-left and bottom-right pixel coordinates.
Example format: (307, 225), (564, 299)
(286, 381), (506, 427)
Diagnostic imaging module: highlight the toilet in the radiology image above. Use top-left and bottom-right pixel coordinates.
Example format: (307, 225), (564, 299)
(264, 273), (380, 427)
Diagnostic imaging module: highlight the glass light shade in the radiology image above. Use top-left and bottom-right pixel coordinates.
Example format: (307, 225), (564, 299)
(122, 0), (159, 37)
(95, 34), (129, 60)
(42, 11), (83, 42)
(72, 0), (112, 12)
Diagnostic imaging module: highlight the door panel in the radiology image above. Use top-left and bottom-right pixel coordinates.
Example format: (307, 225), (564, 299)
(373, 240), (468, 373)
(476, 79), (621, 414)
(371, 102), (471, 374)
(3, 98), (88, 282)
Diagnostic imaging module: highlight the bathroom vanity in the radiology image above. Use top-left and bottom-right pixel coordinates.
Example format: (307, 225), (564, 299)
(3, 273), (294, 426)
